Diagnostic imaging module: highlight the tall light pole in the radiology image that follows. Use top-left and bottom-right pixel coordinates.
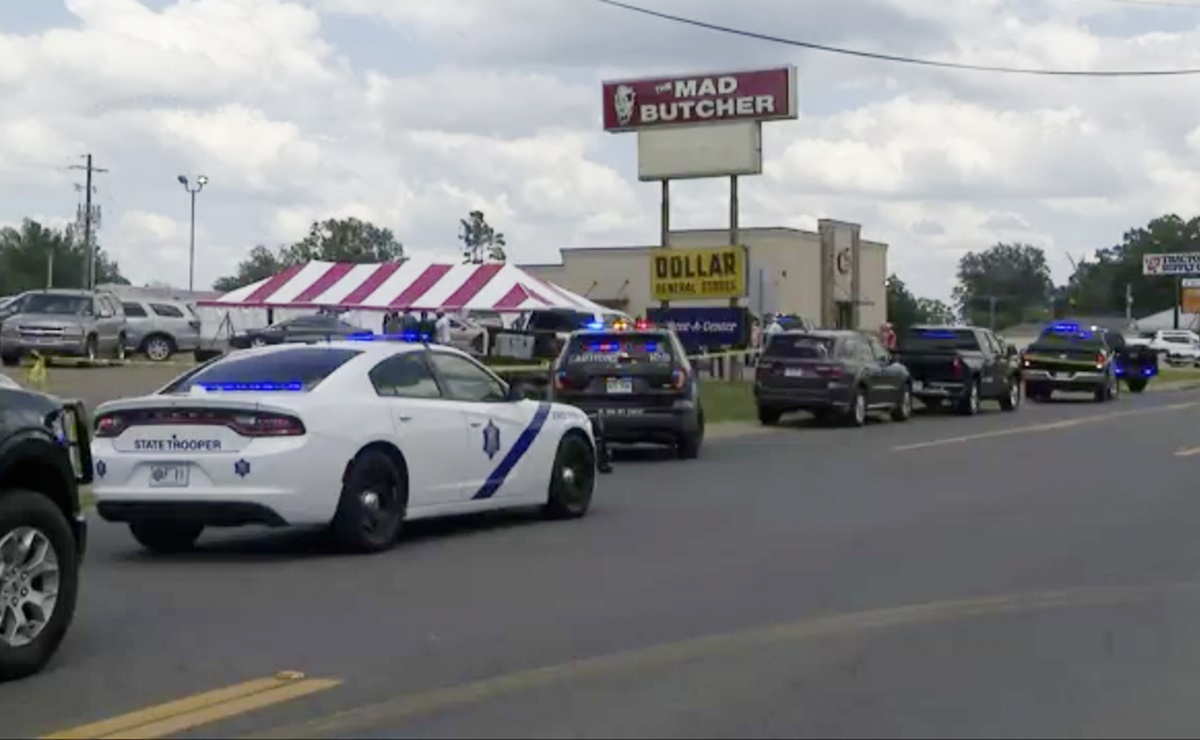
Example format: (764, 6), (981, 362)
(178, 174), (208, 291)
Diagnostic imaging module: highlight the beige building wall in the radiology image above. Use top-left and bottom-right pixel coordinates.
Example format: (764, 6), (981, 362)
(520, 226), (888, 329)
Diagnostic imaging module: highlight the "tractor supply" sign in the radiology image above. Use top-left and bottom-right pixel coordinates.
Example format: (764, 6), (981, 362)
(1143, 253), (1200, 276)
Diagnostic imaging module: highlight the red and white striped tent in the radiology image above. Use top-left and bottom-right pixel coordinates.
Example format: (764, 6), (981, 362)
(196, 260), (613, 314)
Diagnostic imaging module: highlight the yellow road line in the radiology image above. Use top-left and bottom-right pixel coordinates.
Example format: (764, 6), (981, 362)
(893, 401), (1200, 452)
(42, 672), (341, 740)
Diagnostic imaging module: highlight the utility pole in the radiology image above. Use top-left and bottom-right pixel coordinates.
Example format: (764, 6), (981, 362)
(1125, 283), (1133, 324)
(68, 154), (107, 290)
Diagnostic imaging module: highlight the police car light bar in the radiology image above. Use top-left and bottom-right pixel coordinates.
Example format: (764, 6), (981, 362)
(346, 332), (432, 343)
(197, 382), (305, 392)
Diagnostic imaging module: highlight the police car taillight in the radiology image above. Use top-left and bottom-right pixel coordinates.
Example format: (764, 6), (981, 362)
(1095, 352), (1105, 369)
(95, 413), (127, 438)
(229, 412), (306, 437)
(635, 319), (650, 330)
(670, 367), (689, 390)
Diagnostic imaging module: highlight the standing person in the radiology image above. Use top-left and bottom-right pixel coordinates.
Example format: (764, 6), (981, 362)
(880, 322), (897, 350)
(764, 314), (785, 337)
(434, 310), (452, 345)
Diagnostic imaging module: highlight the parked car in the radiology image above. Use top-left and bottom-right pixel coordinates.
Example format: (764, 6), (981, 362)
(1124, 329), (1200, 365)
(0, 383), (90, 681)
(228, 314), (367, 349)
(120, 298), (202, 362)
(446, 314), (488, 355)
(754, 330), (912, 427)
(893, 325), (1021, 414)
(0, 290), (127, 366)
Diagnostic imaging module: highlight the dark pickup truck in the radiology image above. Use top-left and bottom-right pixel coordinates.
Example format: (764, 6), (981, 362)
(0, 380), (91, 681)
(893, 325), (1021, 415)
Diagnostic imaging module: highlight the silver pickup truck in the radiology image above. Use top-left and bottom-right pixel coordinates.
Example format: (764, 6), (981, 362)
(0, 289), (128, 366)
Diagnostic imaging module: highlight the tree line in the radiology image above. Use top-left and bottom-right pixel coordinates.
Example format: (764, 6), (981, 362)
(0, 220), (127, 295)
(887, 213), (1200, 332)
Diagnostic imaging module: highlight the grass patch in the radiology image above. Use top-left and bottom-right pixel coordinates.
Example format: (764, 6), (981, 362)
(701, 380), (756, 423)
(1157, 366), (1200, 383)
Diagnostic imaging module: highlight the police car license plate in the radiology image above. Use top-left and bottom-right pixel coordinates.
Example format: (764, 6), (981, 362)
(148, 464), (189, 488)
(606, 378), (633, 394)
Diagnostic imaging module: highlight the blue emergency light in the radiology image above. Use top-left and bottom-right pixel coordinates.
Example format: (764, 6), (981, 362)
(347, 332), (431, 343)
(916, 330), (958, 340)
(198, 382), (304, 392)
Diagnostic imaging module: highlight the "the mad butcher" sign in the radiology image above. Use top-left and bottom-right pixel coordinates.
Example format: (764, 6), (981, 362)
(602, 67), (797, 132)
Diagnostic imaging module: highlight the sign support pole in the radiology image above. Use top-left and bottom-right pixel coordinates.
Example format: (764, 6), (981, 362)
(660, 179), (670, 311)
(729, 175), (739, 311)
(1175, 276), (1182, 329)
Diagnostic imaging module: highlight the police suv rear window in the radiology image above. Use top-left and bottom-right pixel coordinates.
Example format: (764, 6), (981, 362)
(162, 347), (362, 393)
(565, 333), (674, 365)
(765, 335), (834, 358)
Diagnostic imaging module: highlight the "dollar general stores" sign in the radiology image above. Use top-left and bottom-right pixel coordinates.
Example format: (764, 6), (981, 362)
(649, 246), (747, 301)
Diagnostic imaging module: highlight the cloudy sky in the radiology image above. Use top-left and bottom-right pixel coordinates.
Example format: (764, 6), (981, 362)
(3, 0), (1200, 301)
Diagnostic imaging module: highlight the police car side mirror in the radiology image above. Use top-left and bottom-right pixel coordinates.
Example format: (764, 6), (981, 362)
(505, 382), (526, 402)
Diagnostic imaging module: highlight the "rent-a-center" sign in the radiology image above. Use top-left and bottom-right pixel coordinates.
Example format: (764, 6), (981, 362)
(602, 67), (797, 132)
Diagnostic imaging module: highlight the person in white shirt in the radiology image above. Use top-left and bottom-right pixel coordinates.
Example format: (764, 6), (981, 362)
(434, 311), (453, 345)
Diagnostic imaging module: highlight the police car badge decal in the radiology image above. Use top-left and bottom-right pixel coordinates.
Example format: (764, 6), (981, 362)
(95, 459), (106, 478)
(482, 420), (501, 460)
(234, 459), (251, 478)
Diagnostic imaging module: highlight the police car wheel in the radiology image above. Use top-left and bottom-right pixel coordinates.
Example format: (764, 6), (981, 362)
(958, 380), (981, 416)
(999, 378), (1020, 411)
(544, 434), (595, 520)
(1127, 377), (1148, 393)
(757, 406), (782, 426)
(128, 521), (203, 554)
(0, 490), (79, 683)
(331, 449), (406, 554)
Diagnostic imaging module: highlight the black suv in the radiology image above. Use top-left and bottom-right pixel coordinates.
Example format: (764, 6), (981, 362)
(549, 328), (704, 458)
(0, 380), (90, 681)
(754, 330), (913, 426)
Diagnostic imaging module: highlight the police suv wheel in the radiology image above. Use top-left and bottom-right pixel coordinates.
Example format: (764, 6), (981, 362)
(846, 388), (867, 427)
(129, 521), (203, 553)
(544, 435), (595, 520)
(331, 449), (406, 554)
(891, 383), (913, 422)
(757, 406), (782, 426)
(0, 490), (79, 683)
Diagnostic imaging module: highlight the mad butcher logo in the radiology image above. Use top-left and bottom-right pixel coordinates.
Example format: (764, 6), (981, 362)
(134, 434), (222, 452)
(638, 75), (778, 125)
(613, 84), (637, 126)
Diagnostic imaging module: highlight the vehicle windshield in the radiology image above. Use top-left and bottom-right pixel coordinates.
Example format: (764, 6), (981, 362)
(564, 332), (675, 365)
(900, 328), (980, 351)
(764, 334), (835, 358)
(19, 294), (91, 315)
(160, 347), (362, 393)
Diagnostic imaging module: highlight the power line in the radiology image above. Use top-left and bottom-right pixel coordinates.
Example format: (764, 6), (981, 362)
(593, 0), (1200, 76)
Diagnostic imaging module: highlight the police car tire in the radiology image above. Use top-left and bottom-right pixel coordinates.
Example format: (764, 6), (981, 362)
(129, 521), (203, 553)
(999, 378), (1020, 412)
(757, 406), (782, 426)
(0, 490), (79, 683)
(544, 434), (595, 520)
(331, 449), (407, 554)
(1127, 377), (1148, 393)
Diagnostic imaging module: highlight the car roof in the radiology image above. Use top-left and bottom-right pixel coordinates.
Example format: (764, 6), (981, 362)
(775, 329), (855, 339)
(908, 324), (976, 331)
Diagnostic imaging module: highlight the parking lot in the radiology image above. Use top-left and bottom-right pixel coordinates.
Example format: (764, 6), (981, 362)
(7, 364), (1200, 737)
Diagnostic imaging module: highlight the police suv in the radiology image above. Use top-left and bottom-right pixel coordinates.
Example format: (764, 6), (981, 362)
(549, 323), (704, 459)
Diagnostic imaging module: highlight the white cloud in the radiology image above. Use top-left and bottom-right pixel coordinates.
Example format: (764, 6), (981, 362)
(3, 0), (1200, 303)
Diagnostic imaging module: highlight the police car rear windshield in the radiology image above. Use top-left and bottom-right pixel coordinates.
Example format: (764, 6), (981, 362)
(565, 333), (675, 366)
(161, 347), (363, 393)
(1030, 325), (1107, 352)
(765, 334), (835, 359)
(900, 328), (980, 352)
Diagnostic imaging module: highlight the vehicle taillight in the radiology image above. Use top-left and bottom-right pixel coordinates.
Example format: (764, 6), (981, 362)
(634, 320), (650, 330)
(229, 412), (305, 437)
(755, 361), (774, 379)
(670, 367), (689, 390)
(814, 364), (843, 379)
(554, 370), (585, 391)
(1022, 352), (1032, 368)
(95, 413), (127, 438)
(951, 356), (963, 377)
(1095, 352), (1105, 369)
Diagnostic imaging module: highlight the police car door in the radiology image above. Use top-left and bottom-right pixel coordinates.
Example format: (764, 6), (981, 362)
(426, 350), (540, 503)
(367, 351), (470, 506)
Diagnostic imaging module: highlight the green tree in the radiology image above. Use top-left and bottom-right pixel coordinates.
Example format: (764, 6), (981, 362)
(952, 242), (1054, 330)
(213, 217), (404, 292)
(459, 210), (506, 264)
(886, 275), (956, 331)
(212, 245), (286, 293)
(284, 217), (404, 264)
(0, 219), (126, 294)
(1065, 214), (1200, 317)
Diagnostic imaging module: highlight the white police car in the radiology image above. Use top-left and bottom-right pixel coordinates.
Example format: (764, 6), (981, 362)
(90, 341), (604, 554)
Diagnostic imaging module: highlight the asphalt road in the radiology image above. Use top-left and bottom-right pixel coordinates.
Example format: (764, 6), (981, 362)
(6, 367), (1200, 738)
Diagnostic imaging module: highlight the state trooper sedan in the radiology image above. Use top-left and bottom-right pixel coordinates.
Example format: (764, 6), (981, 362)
(90, 341), (607, 554)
